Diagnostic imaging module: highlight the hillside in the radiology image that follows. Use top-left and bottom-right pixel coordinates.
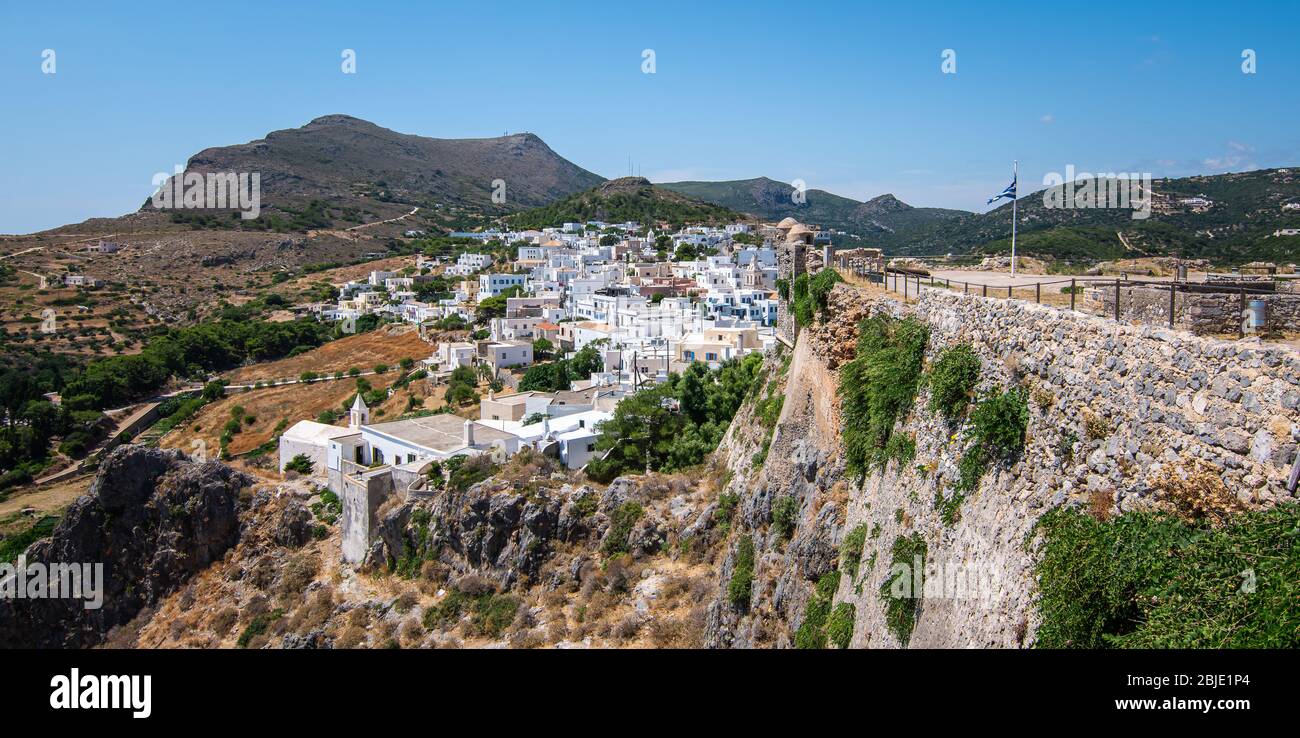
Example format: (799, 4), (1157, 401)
(508, 177), (740, 230)
(149, 115), (605, 230)
(658, 177), (969, 248)
(900, 168), (1300, 263)
(662, 170), (1300, 263)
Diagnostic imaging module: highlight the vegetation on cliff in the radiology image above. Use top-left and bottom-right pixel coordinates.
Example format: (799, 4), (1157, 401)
(791, 268), (843, 327)
(839, 314), (930, 478)
(880, 532), (927, 646)
(926, 344), (981, 422)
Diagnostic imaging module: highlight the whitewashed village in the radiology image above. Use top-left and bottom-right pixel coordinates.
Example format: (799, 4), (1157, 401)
(277, 217), (821, 562)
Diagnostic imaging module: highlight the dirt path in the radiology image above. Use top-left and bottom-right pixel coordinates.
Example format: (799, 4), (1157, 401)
(346, 206), (419, 232)
(0, 474), (92, 517)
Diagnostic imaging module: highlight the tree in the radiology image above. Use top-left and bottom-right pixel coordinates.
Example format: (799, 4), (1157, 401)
(678, 362), (709, 425)
(519, 361), (570, 392)
(532, 338), (554, 360)
(475, 295), (509, 323)
(284, 454), (314, 474)
(569, 341), (606, 378)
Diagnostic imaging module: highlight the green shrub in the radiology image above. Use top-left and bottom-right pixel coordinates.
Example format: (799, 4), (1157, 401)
(423, 591), (468, 631)
(794, 570), (842, 649)
(968, 387), (1028, 457)
(884, 433), (916, 467)
(727, 536), (756, 610)
(952, 387), (1028, 496)
(237, 609), (284, 648)
(771, 496), (798, 541)
(841, 523), (870, 580)
(755, 392), (784, 429)
(880, 533), (926, 645)
(927, 344), (981, 421)
(1035, 504), (1300, 648)
(827, 602), (856, 649)
(790, 268), (843, 326)
(472, 594), (520, 638)
(310, 489), (342, 524)
(714, 492), (739, 535)
(601, 501), (645, 556)
(283, 453), (314, 475)
(839, 315), (930, 478)
(954, 444), (987, 493)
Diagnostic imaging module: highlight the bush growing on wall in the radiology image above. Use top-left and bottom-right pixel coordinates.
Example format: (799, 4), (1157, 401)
(839, 315), (930, 478)
(880, 532), (926, 645)
(927, 344), (981, 421)
(791, 269), (843, 327)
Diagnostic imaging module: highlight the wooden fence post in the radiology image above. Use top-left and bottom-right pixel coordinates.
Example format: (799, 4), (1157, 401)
(1114, 280), (1121, 322)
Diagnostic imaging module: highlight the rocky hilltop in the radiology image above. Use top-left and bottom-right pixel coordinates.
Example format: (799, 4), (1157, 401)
(0, 446), (251, 648)
(153, 114), (605, 216)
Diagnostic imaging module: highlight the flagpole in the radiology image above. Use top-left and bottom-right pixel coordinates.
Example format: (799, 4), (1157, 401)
(1010, 160), (1018, 278)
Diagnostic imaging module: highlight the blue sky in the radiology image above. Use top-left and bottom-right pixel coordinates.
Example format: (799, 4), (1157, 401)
(2, 0), (1297, 234)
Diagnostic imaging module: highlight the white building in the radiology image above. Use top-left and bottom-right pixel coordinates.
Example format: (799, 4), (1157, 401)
(478, 273), (526, 301)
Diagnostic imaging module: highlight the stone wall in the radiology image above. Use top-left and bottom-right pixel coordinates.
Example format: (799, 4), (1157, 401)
(775, 241), (803, 344)
(1093, 283), (1300, 335)
(341, 471), (394, 564)
(705, 283), (1300, 648)
(913, 289), (1299, 504)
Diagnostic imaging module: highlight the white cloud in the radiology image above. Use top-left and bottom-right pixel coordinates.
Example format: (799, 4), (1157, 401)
(1203, 141), (1257, 170)
(1040, 114), (1055, 124)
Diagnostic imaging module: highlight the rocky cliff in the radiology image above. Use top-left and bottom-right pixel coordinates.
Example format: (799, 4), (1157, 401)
(0, 446), (251, 648)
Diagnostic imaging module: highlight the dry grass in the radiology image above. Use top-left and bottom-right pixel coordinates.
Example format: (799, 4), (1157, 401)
(1148, 456), (1247, 525)
(223, 324), (430, 384)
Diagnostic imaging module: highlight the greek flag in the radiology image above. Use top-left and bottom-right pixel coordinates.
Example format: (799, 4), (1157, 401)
(987, 175), (1017, 204)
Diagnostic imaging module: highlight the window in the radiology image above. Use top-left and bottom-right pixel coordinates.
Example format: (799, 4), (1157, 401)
(374, 449), (384, 464)
(587, 443), (595, 452)
(407, 454), (416, 464)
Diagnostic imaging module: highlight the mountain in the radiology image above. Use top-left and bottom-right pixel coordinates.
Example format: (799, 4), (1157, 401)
(507, 177), (739, 230)
(905, 168), (1300, 263)
(657, 177), (970, 249)
(149, 115), (605, 228)
(661, 170), (1300, 263)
